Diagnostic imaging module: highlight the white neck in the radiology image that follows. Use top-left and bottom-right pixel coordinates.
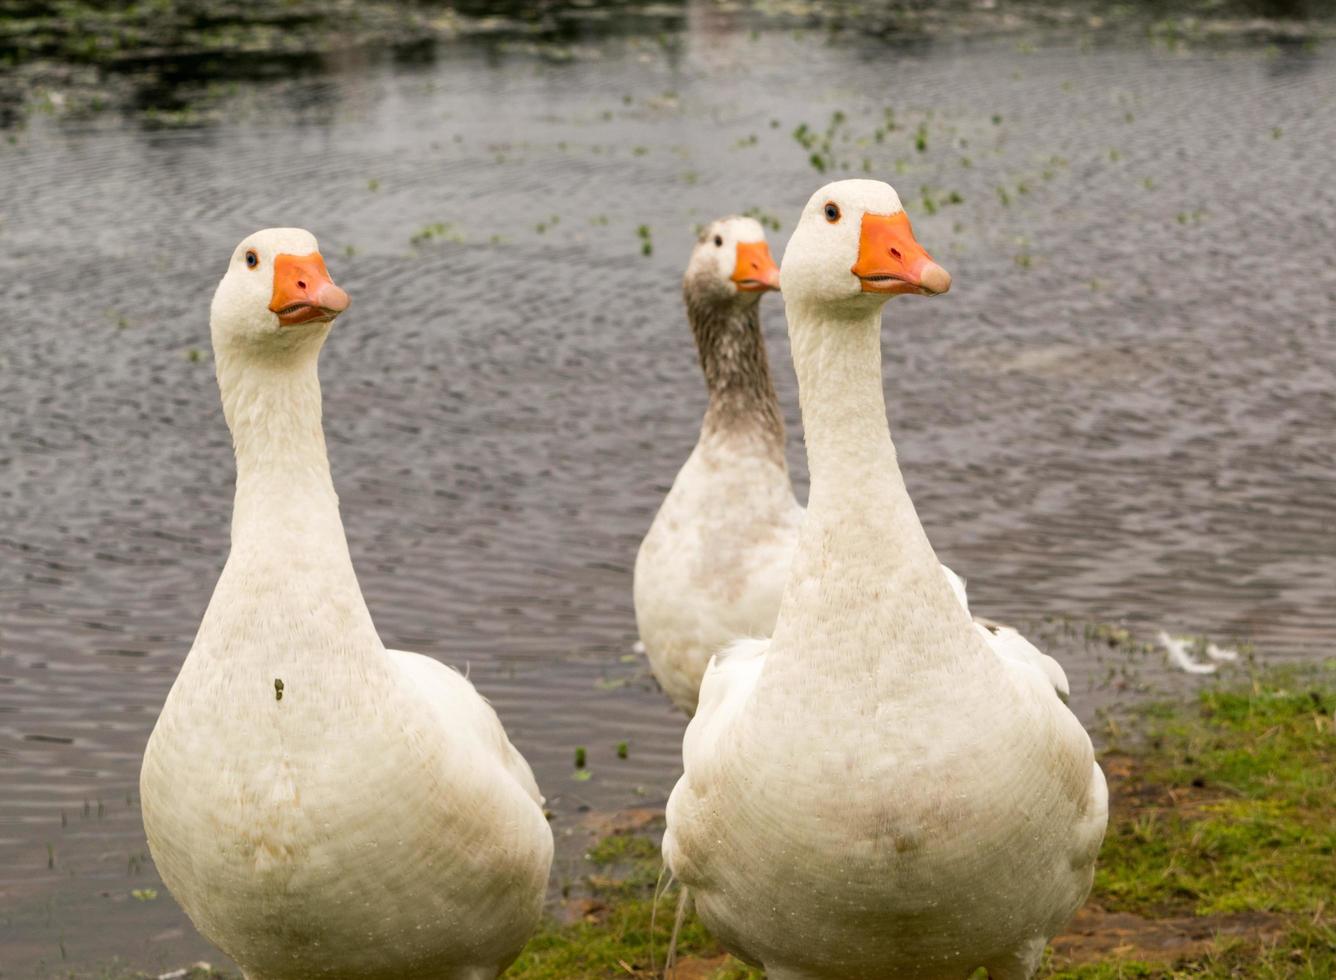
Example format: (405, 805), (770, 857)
(770, 298), (980, 679)
(207, 344), (378, 659)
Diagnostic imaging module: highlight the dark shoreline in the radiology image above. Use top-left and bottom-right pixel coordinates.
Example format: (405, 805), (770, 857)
(2, 0), (1331, 127)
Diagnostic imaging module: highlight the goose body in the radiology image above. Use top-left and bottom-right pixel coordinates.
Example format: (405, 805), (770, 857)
(140, 230), (552, 980)
(634, 218), (801, 714)
(663, 183), (1106, 979)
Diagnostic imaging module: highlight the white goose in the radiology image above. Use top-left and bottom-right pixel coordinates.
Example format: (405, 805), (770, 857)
(634, 217), (800, 715)
(663, 182), (1107, 980)
(140, 229), (553, 980)
(635, 218), (1067, 715)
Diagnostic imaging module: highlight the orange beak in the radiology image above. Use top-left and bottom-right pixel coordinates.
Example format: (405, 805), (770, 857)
(851, 212), (951, 296)
(731, 240), (781, 292)
(269, 252), (350, 326)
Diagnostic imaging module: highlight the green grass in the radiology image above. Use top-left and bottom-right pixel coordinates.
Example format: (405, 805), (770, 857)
(507, 891), (756, 980)
(1093, 677), (1334, 920)
(1046, 664), (1336, 979)
(507, 816), (760, 979)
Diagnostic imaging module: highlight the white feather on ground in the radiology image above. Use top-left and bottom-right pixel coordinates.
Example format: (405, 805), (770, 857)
(1158, 631), (1240, 674)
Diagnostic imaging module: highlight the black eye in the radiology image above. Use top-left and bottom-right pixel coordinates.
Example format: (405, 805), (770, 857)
(824, 202), (841, 223)
(245, 250), (258, 269)
(714, 235), (723, 247)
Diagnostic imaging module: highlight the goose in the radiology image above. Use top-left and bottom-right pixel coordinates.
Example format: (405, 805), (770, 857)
(633, 216), (799, 715)
(634, 219), (1067, 715)
(663, 182), (1107, 980)
(140, 229), (553, 980)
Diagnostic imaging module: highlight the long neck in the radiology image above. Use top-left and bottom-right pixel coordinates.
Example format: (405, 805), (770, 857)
(220, 347), (338, 543)
(770, 298), (978, 678)
(209, 345), (375, 650)
(687, 291), (785, 454)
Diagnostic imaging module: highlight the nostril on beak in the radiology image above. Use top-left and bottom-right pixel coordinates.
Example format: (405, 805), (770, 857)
(296, 280), (307, 290)
(890, 248), (902, 260)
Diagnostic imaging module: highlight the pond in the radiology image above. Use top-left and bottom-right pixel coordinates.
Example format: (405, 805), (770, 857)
(1, 1), (1333, 974)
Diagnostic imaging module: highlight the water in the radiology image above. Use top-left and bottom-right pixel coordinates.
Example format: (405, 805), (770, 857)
(1, 5), (1334, 975)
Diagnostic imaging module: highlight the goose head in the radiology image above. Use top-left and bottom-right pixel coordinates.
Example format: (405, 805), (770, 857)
(780, 179), (949, 314)
(684, 216), (781, 307)
(210, 228), (350, 358)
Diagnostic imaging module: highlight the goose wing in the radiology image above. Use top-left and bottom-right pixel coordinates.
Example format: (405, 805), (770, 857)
(975, 620), (1071, 701)
(664, 636), (768, 893)
(387, 649), (544, 806)
(941, 564), (1070, 701)
(682, 636), (769, 770)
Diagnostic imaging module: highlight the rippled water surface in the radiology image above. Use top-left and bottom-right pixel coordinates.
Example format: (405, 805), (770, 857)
(1, 7), (1334, 975)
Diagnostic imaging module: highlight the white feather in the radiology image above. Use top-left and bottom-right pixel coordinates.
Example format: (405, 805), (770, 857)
(1158, 631), (1220, 674)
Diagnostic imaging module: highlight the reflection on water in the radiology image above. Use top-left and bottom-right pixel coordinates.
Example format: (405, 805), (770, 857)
(1, 4), (1334, 976)
(1, 0), (1334, 125)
